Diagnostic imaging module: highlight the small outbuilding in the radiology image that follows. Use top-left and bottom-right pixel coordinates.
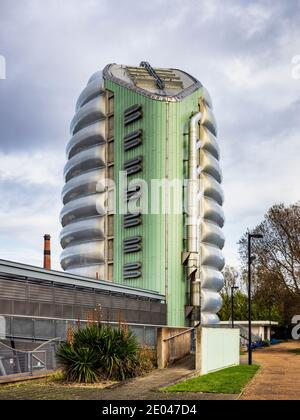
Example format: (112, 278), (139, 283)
(220, 321), (278, 342)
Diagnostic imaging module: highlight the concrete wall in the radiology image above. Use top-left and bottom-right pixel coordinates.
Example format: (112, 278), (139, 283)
(157, 327), (192, 369)
(196, 327), (240, 375)
(235, 323), (273, 342)
(252, 325), (270, 341)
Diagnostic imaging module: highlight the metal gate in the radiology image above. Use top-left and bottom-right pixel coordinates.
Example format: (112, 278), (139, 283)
(0, 338), (61, 377)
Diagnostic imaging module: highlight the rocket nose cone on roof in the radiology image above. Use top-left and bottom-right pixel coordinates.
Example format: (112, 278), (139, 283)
(103, 63), (202, 101)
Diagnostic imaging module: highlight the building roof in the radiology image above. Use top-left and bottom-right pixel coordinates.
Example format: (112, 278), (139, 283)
(103, 63), (202, 102)
(0, 259), (165, 301)
(220, 321), (278, 326)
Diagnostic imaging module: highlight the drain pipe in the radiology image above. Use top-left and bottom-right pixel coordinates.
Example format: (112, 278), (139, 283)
(187, 112), (202, 319)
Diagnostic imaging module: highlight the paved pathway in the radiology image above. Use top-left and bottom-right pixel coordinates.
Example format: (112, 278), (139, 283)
(3, 344), (300, 400)
(0, 370), (52, 385)
(94, 355), (235, 401)
(240, 341), (300, 400)
(0, 355), (235, 400)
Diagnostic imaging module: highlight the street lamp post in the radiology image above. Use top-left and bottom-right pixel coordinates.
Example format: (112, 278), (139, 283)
(248, 232), (263, 366)
(231, 286), (239, 329)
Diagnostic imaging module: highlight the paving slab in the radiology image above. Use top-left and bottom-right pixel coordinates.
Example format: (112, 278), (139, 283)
(240, 341), (300, 400)
(0, 354), (236, 400)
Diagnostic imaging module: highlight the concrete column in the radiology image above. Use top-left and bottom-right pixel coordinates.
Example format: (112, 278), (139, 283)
(157, 328), (167, 369)
(195, 326), (202, 372)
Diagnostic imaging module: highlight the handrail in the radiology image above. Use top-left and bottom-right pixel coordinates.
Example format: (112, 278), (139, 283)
(163, 328), (194, 342)
(140, 61), (165, 90)
(33, 338), (61, 352)
(0, 337), (61, 354)
(240, 334), (250, 342)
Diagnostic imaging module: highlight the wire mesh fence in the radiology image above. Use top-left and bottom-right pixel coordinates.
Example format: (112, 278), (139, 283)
(0, 315), (159, 378)
(2, 314), (158, 347)
(0, 339), (61, 377)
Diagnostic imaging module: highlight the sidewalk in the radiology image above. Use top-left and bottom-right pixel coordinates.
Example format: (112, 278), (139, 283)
(0, 354), (235, 400)
(94, 355), (235, 400)
(0, 370), (53, 385)
(240, 341), (300, 400)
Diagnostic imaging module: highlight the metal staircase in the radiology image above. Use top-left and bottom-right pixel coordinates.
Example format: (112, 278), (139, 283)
(126, 62), (184, 91)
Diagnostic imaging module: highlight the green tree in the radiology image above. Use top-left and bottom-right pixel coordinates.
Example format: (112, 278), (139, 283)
(219, 290), (248, 322)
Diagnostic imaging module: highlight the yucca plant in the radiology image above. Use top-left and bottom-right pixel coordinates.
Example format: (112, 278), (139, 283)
(57, 343), (101, 383)
(57, 323), (142, 383)
(72, 323), (108, 348)
(98, 327), (140, 380)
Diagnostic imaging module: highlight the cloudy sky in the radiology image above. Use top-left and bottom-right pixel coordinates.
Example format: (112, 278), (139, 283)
(0, 0), (299, 271)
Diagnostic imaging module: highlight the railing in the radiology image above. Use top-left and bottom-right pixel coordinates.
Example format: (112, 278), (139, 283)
(163, 327), (194, 342)
(0, 338), (61, 377)
(157, 327), (194, 368)
(0, 314), (159, 348)
(238, 325), (262, 347)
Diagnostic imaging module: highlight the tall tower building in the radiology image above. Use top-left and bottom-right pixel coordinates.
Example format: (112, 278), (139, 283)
(60, 63), (225, 326)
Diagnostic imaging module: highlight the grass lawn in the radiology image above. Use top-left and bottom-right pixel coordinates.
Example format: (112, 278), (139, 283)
(161, 365), (260, 395)
(0, 372), (116, 400)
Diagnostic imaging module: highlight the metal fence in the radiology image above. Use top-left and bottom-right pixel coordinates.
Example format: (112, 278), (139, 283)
(0, 314), (161, 378)
(1, 314), (158, 347)
(0, 339), (60, 377)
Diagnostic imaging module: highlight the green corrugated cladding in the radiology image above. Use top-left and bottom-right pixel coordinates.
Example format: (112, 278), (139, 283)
(104, 79), (203, 326)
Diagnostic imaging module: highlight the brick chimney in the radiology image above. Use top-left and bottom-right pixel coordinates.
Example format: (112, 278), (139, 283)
(43, 234), (51, 270)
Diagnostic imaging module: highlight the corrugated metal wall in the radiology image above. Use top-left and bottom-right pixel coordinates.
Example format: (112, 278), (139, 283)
(165, 92), (202, 326)
(0, 277), (166, 326)
(105, 79), (202, 326)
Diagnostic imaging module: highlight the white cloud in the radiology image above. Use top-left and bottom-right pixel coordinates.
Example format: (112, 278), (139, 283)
(0, 150), (63, 269)
(232, 3), (273, 38)
(0, 0), (300, 271)
(0, 151), (64, 186)
(222, 129), (300, 267)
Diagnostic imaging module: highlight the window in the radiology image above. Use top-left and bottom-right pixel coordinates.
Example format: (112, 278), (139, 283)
(108, 215), (114, 237)
(108, 95), (114, 114)
(108, 263), (114, 281)
(108, 116), (114, 138)
(107, 165), (114, 181)
(108, 141), (114, 164)
(108, 239), (114, 261)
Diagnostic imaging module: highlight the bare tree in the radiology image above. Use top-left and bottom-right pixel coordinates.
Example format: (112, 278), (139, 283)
(222, 265), (241, 298)
(239, 202), (300, 323)
(219, 265), (247, 321)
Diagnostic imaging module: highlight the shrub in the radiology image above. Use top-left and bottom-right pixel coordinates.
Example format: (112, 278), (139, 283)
(57, 323), (153, 383)
(97, 326), (140, 380)
(57, 343), (101, 383)
(136, 346), (157, 375)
